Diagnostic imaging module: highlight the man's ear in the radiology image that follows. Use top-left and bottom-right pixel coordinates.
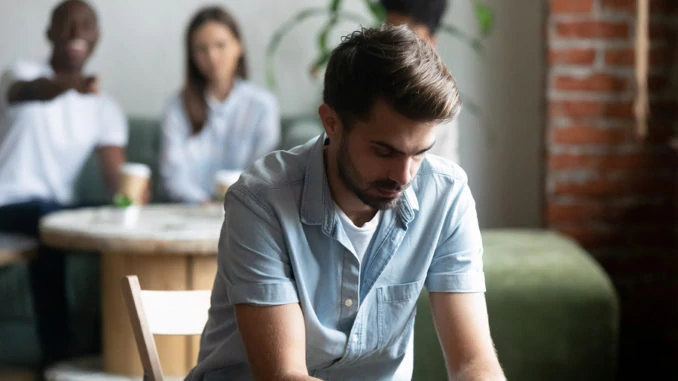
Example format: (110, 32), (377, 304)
(318, 103), (341, 141)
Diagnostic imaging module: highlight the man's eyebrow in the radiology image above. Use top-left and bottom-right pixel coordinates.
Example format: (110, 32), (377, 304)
(370, 141), (436, 156)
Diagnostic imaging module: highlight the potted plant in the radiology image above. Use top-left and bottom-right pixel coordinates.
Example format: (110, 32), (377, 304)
(265, 0), (494, 89)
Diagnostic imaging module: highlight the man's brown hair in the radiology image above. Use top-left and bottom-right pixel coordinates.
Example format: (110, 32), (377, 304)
(323, 25), (461, 130)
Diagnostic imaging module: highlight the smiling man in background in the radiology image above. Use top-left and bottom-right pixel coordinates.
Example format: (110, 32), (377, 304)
(0, 0), (128, 367)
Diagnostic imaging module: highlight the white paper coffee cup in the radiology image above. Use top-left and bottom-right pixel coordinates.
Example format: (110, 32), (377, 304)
(214, 170), (242, 200)
(118, 163), (151, 205)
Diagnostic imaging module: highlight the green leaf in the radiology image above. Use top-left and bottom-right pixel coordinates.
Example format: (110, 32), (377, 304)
(439, 23), (485, 55)
(473, 1), (494, 36)
(318, 14), (339, 57)
(265, 8), (369, 88)
(113, 193), (133, 208)
(364, 0), (386, 23)
(330, 0), (342, 12)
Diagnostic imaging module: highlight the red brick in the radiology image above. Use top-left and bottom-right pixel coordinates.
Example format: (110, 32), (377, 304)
(604, 48), (674, 67)
(547, 202), (674, 223)
(548, 152), (673, 171)
(554, 73), (629, 92)
(650, 101), (678, 120)
(597, 251), (678, 277)
(555, 21), (630, 39)
(645, 124), (678, 143)
(553, 176), (675, 197)
(548, 49), (596, 65)
(549, 101), (634, 119)
(551, 0), (594, 14)
(650, 23), (674, 40)
(602, 0), (678, 14)
(552, 224), (675, 247)
(551, 125), (630, 145)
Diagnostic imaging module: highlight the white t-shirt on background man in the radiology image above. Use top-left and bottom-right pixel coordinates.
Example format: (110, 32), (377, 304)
(0, 59), (128, 207)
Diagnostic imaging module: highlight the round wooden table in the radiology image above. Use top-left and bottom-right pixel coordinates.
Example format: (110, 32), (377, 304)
(40, 204), (223, 378)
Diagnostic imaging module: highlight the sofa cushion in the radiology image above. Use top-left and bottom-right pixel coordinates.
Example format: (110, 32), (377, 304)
(413, 229), (618, 381)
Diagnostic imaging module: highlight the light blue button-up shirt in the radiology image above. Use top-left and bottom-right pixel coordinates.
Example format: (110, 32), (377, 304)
(187, 134), (485, 381)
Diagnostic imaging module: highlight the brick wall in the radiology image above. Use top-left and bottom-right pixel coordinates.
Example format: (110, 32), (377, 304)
(546, 0), (677, 378)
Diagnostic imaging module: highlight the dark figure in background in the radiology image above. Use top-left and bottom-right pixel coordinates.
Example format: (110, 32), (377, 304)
(0, 0), (128, 367)
(381, 0), (448, 44)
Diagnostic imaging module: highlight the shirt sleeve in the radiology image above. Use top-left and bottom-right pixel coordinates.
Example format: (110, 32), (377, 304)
(220, 186), (299, 305)
(1, 61), (48, 136)
(158, 99), (211, 203)
(0, 69), (15, 122)
(426, 179), (486, 293)
(248, 93), (280, 165)
(96, 96), (128, 147)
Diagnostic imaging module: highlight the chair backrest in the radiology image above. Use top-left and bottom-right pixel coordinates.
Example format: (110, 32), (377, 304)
(121, 275), (211, 381)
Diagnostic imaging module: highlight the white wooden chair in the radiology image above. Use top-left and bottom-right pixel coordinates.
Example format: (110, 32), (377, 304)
(121, 275), (211, 381)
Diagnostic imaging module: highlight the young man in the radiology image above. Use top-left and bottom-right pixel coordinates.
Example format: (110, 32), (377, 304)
(381, 0), (460, 164)
(0, 0), (127, 365)
(187, 25), (504, 381)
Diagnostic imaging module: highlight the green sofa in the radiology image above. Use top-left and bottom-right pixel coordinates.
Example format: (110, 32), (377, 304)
(0, 118), (619, 380)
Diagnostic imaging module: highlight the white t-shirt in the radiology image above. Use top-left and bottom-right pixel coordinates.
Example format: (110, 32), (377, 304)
(335, 204), (381, 262)
(159, 80), (280, 203)
(0, 59), (128, 206)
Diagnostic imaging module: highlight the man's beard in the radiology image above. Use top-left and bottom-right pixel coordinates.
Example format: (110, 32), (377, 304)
(336, 138), (408, 210)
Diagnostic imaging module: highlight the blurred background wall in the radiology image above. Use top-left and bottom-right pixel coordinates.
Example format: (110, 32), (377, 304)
(0, 0), (545, 229)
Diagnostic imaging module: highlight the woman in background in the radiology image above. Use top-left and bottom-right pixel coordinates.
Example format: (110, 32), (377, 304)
(160, 6), (280, 203)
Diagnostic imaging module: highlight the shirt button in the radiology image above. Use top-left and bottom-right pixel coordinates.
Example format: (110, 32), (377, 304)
(352, 335), (359, 343)
(344, 298), (353, 307)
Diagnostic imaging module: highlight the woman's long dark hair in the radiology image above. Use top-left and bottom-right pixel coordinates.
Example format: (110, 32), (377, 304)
(183, 6), (248, 135)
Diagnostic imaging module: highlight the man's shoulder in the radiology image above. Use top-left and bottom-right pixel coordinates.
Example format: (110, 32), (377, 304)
(4, 58), (50, 81)
(419, 154), (468, 185)
(231, 136), (317, 200)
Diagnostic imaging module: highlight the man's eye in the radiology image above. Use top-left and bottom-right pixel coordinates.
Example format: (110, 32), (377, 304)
(374, 149), (391, 157)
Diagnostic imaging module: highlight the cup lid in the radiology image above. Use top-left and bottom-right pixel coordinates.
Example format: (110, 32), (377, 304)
(215, 170), (242, 185)
(121, 163), (151, 178)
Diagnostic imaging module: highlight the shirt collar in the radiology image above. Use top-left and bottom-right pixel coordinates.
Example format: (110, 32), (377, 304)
(300, 134), (419, 230)
(205, 79), (242, 111)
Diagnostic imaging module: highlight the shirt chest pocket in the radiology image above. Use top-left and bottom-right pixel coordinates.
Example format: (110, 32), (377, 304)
(375, 280), (423, 358)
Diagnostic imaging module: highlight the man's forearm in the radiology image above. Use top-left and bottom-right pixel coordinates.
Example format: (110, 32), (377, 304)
(97, 146), (126, 197)
(278, 373), (322, 381)
(7, 79), (63, 104)
(451, 359), (506, 381)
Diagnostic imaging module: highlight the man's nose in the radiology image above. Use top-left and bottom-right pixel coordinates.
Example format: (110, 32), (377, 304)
(389, 157), (413, 186)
